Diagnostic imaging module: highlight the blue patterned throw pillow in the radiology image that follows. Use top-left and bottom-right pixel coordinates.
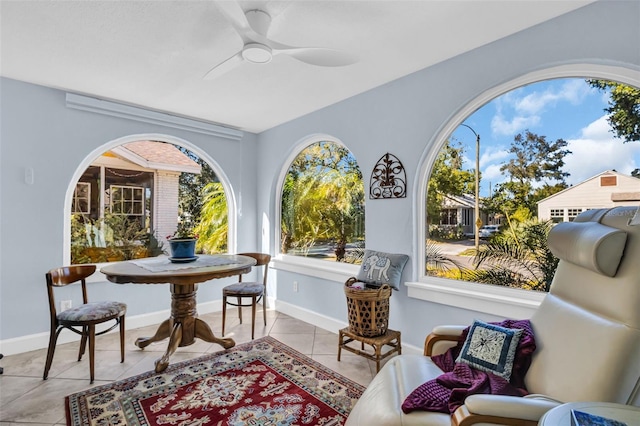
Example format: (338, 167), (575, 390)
(456, 320), (523, 380)
(356, 249), (409, 290)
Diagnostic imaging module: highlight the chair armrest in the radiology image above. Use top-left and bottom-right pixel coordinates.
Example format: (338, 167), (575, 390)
(451, 394), (562, 426)
(423, 325), (465, 356)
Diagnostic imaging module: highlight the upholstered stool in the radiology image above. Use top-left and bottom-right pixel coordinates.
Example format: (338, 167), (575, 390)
(338, 327), (401, 372)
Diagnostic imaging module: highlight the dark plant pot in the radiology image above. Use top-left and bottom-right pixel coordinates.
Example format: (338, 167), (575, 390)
(168, 238), (197, 258)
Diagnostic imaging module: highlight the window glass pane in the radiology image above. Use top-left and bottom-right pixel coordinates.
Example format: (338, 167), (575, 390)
(72, 182), (91, 214)
(281, 141), (365, 263)
(425, 78), (640, 292)
(69, 141), (226, 264)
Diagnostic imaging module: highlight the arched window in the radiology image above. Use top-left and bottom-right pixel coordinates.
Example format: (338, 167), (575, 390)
(280, 139), (365, 263)
(65, 135), (235, 265)
(420, 69), (639, 303)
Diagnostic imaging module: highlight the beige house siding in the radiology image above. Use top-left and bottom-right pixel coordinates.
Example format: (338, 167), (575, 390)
(155, 171), (181, 244)
(538, 171), (640, 222)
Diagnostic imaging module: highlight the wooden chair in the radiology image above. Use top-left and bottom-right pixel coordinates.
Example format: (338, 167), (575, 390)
(222, 253), (271, 340)
(43, 265), (126, 383)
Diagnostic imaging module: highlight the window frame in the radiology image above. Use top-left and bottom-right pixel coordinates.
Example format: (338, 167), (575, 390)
(567, 208), (583, 221)
(63, 133), (237, 280)
(72, 182), (91, 214)
(550, 208), (564, 223)
(109, 184), (145, 216)
(410, 64), (640, 319)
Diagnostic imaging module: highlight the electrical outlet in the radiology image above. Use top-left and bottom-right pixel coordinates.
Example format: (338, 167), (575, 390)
(293, 281), (299, 292)
(60, 300), (72, 312)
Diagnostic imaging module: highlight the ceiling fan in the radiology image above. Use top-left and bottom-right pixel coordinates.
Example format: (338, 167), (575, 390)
(204, 2), (357, 79)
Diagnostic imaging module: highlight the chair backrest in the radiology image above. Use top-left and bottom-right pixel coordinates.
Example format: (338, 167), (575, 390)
(238, 252), (271, 285)
(526, 207), (640, 405)
(46, 265), (96, 316)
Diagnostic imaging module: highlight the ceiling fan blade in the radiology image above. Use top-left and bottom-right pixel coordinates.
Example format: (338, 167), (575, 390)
(203, 52), (244, 80)
(215, 1), (253, 43)
(275, 47), (358, 67)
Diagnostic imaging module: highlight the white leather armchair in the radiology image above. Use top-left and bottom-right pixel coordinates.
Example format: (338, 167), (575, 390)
(347, 206), (640, 425)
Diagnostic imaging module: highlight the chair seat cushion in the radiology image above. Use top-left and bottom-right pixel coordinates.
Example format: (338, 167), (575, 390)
(223, 282), (264, 295)
(58, 301), (126, 323)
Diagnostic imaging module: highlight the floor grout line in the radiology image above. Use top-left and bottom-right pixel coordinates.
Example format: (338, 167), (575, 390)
(0, 309), (376, 424)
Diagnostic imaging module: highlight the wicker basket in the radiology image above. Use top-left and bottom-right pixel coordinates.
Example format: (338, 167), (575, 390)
(344, 277), (392, 337)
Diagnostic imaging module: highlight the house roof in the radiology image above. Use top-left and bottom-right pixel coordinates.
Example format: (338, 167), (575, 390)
(111, 141), (202, 174)
(536, 170), (639, 204)
(442, 194), (482, 209)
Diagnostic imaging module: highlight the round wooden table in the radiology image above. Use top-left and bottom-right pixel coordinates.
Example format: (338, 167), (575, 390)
(101, 254), (256, 372)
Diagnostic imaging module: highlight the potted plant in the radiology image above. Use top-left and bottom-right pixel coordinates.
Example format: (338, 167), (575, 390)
(167, 219), (198, 261)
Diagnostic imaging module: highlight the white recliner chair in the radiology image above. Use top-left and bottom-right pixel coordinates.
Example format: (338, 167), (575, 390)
(347, 206), (640, 425)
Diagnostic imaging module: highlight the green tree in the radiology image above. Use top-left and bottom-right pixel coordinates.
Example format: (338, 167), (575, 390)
(194, 182), (228, 254)
(491, 131), (570, 218)
(426, 140), (475, 224)
(588, 80), (640, 143)
(176, 145), (219, 226)
(469, 220), (558, 292)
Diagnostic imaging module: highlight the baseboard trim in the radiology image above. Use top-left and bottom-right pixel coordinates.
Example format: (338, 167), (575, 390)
(274, 300), (422, 355)
(0, 300), (223, 356)
(1, 298), (421, 356)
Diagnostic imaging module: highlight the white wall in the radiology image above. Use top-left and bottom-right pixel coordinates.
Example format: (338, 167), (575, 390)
(0, 79), (259, 347)
(1, 0), (639, 353)
(256, 1), (640, 349)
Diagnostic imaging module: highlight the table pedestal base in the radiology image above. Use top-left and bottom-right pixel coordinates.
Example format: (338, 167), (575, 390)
(135, 283), (235, 372)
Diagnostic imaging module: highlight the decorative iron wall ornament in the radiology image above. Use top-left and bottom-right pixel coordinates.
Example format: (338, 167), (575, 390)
(369, 153), (406, 199)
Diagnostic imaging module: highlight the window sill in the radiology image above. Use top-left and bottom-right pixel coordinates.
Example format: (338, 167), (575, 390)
(405, 277), (545, 319)
(269, 256), (545, 318)
(271, 254), (359, 283)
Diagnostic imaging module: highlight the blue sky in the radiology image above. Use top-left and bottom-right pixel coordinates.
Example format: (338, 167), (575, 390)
(450, 78), (640, 197)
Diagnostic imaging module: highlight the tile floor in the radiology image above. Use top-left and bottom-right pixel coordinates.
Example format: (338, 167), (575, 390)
(0, 308), (384, 425)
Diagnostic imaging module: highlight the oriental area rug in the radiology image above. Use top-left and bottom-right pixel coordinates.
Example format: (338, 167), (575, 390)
(65, 336), (365, 426)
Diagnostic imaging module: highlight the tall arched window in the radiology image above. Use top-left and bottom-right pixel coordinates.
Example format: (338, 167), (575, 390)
(280, 140), (365, 263)
(66, 135), (235, 265)
(424, 76), (639, 293)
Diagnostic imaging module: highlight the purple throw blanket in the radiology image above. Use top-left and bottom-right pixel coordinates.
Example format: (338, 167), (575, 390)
(402, 319), (536, 414)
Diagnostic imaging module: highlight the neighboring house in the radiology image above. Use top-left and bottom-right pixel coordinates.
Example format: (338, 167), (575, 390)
(73, 140), (201, 246)
(538, 170), (640, 222)
(439, 194), (500, 236)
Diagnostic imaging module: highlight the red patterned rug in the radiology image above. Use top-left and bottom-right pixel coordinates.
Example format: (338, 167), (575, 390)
(65, 336), (365, 425)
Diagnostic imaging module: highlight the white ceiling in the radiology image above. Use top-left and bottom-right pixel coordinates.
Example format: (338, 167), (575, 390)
(0, 1), (593, 133)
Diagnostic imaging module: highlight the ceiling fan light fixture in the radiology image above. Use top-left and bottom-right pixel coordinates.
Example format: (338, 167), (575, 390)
(242, 43), (272, 64)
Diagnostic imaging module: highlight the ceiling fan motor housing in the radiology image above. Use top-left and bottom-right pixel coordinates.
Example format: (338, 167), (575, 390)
(242, 43), (273, 64)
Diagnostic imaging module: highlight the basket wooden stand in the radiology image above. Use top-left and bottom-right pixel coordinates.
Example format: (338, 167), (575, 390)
(339, 277), (401, 372)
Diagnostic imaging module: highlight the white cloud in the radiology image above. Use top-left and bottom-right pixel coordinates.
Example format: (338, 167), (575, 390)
(461, 148), (509, 170)
(482, 163), (506, 187)
(479, 148), (510, 169)
(491, 114), (540, 136)
(580, 115), (614, 141)
(515, 79), (588, 114)
(490, 79), (593, 137)
(564, 115), (640, 185)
